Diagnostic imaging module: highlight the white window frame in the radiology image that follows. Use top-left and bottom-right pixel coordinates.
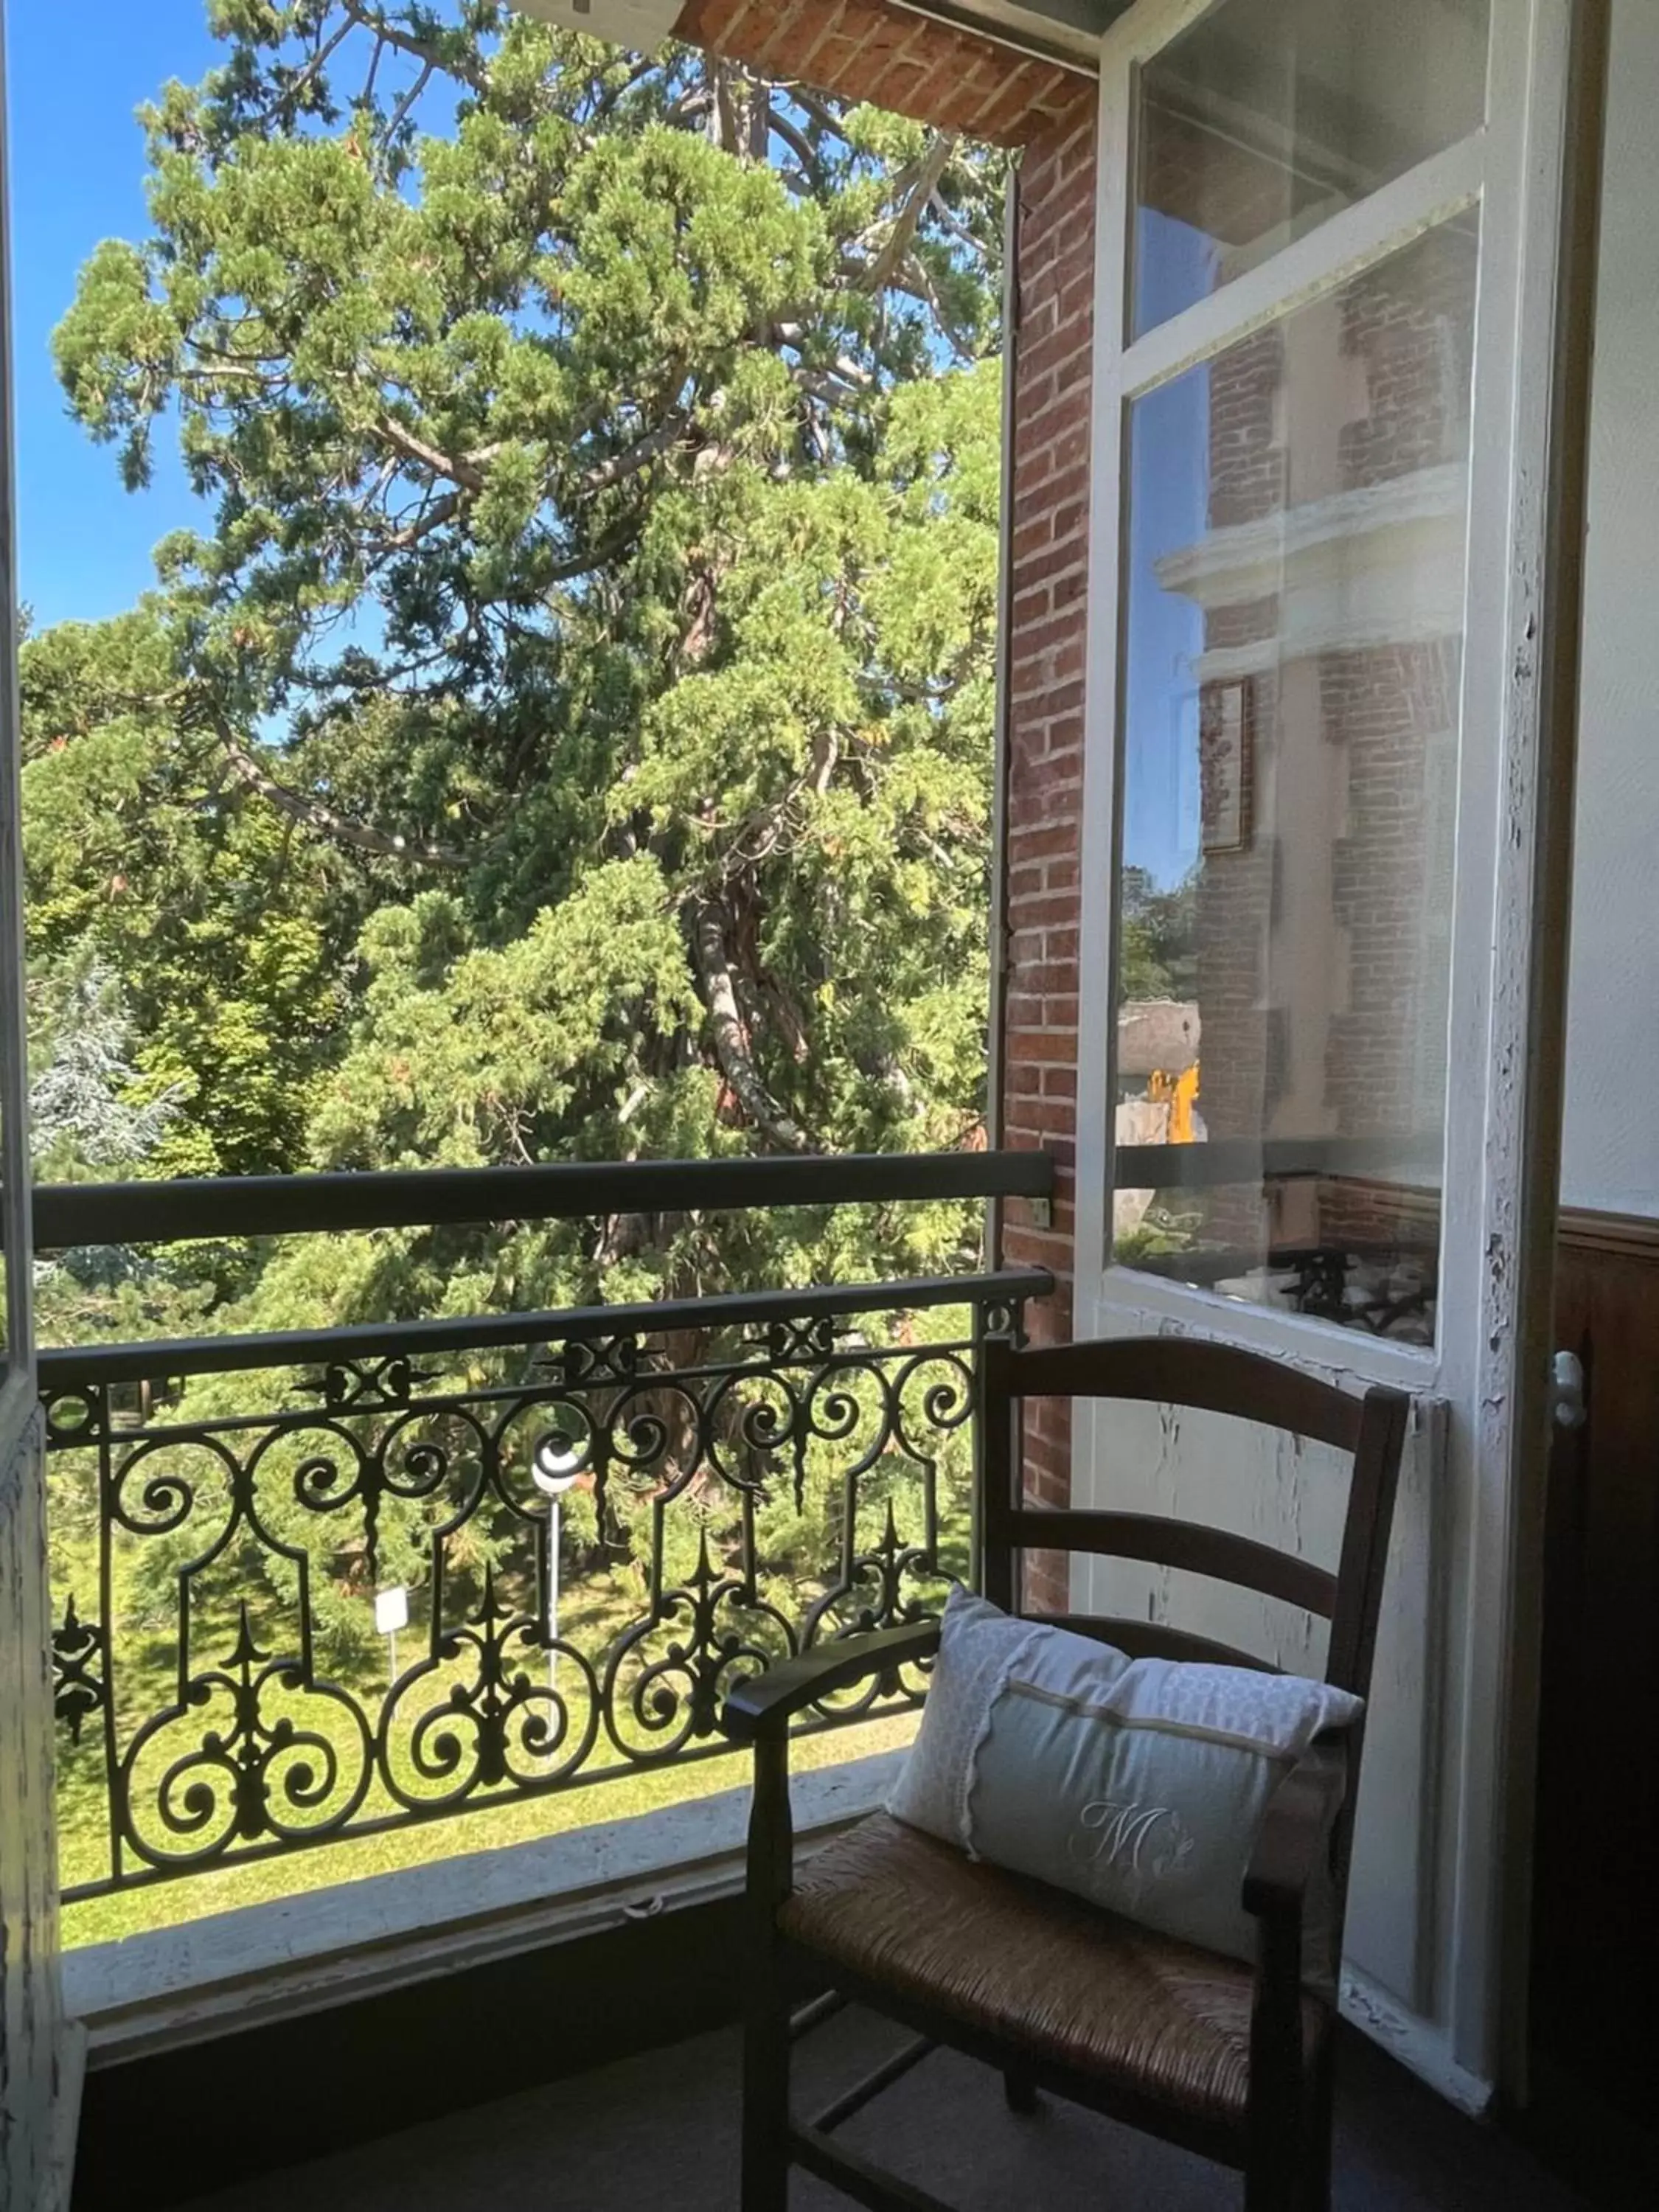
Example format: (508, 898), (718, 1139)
(1069, 0), (1600, 2100)
(0, 22), (33, 1466)
(1073, 0), (1551, 1398)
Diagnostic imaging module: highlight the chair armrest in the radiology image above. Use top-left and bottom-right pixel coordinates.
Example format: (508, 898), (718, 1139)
(1242, 1736), (1349, 1924)
(720, 1619), (942, 1743)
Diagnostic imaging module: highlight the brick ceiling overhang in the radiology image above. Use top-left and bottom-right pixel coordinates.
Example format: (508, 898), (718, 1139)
(672, 0), (1096, 146)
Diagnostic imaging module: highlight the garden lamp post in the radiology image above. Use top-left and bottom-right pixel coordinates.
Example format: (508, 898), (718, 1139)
(532, 1435), (582, 1691)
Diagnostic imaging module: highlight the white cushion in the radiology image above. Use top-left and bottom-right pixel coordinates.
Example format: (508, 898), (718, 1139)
(888, 1586), (1360, 1969)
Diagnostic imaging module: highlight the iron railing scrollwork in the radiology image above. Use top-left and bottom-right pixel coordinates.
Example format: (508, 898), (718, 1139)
(44, 1270), (1046, 1901)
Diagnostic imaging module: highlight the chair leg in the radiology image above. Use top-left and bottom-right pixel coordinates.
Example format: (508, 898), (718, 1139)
(742, 1736), (793, 2212)
(1247, 1918), (1311, 2212)
(1244, 2143), (1298, 2212)
(1300, 2056), (1335, 2212)
(1245, 2056), (1304, 2211)
(1003, 2064), (1041, 2115)
(1245, 2073), (1330, 2212)
(742, 1966), (791, 2212)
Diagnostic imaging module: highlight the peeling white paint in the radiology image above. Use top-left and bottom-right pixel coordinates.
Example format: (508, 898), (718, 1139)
(1067, 0), (1587, 2111)
(0, 1406), (67, 2212)
(1073, 1318), (1445, 2011)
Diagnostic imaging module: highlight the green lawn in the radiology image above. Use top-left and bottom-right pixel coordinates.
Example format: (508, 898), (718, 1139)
(49, 1314), (968, 1952)
(62, 1706), (919, 1949)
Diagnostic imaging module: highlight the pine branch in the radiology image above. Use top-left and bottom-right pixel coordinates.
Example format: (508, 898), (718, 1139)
(578, 412), (690, 495)
(360, 32), (386, 107)
(712, 62), (742, 156)
(383, 60), (434, 142)
(208, 709), (470, 869)
(690, 898), (812, 1152)
(372, 487), (462, 553)
(338, 3), (486, 94)
(855, 133), (957, 298)
(271, 15), (356, 123)
(374, 417), (493, 493)
(788, 364), (871, 408)
(928, 187), (992, 257)
(780, 87), (854, 147)
(765, 105), (824, 192)
(886, 265), (979, 362)
(588, 58), (659, 126)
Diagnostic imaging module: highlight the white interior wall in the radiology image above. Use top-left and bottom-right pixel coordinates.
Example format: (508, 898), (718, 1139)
(1559, 0), (1659, 1216)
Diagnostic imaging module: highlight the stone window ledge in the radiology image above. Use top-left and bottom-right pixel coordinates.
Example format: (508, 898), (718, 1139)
(65, 1747), (908, 2063)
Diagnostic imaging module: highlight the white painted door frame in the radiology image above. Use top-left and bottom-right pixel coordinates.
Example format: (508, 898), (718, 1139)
(0, 7), (72, 2199)
(1068, 0), (1605, 2104)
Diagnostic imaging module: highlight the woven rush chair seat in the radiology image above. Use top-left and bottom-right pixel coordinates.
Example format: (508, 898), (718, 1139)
(782, 1811), (1331, 2135)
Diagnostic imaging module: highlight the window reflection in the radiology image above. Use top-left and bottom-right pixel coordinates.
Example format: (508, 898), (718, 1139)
(1133, 0), (1490, 339)
(1113, 222), (1478, 1344)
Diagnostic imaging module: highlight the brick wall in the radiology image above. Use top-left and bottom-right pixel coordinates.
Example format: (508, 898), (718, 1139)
(1338, 227), (1478, 491)
(997, 108), (1096, 1606)
(1324, 640), (1461, 1138)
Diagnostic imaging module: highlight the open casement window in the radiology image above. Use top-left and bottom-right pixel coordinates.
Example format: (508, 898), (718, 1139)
(0, 529), (25, 1456)
(1071, 0), (1598, 2107)
(0, 715), (23, 1457)
(0, 19), (61, 2209)
(1086, 0), (1497, 1358)
(0, 44), (28, 1461)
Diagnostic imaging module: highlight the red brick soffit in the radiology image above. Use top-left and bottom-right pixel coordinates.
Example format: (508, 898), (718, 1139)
(672, 0), (1094, 147)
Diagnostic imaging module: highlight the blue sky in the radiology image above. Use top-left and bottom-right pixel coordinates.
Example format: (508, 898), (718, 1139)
(9, 0), (216, 630)
(1122, 209), (1214, 891)
(6, 1), (1215, 893)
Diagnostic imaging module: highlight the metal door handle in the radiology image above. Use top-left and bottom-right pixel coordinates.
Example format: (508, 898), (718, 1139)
(1550, 1349), (1587, 1432)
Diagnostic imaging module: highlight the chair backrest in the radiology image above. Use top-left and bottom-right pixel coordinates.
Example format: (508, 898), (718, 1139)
(978, 1335), (1410, 1705)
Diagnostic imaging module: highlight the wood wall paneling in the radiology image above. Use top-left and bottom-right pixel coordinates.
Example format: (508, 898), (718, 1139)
(1534, 1210), (1659, 2106)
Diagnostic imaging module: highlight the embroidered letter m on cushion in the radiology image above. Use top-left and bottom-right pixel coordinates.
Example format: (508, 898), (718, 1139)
(888, 1587), (1360, 1972)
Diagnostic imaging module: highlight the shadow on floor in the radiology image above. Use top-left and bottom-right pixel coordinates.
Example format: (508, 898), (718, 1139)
(168, 2009), (1641, 2211)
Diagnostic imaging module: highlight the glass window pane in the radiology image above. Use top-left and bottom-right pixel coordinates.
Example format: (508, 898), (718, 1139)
(1133, 0), (1489, 338)
(1113, 220), (1478, 1345)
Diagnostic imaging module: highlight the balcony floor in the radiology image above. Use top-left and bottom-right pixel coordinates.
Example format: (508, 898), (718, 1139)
(167, 2005), (1602, 2212)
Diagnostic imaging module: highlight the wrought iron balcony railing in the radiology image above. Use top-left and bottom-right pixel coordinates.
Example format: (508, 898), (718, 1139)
(36, 1152), (1053, 1904)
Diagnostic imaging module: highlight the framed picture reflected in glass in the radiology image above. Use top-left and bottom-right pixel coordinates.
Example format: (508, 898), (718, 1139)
(1200, 675), (1252, 856)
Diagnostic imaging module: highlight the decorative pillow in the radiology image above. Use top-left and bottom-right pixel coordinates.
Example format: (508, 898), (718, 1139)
(888, 1585), (1360, 1972)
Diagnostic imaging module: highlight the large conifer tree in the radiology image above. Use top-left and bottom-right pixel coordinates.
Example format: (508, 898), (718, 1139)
(38, 1), (1005, 1324)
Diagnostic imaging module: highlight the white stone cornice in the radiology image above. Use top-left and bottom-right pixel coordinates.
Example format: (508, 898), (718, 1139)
(1154, 462), (1469, 669)
(1154, 462), (1467, 605)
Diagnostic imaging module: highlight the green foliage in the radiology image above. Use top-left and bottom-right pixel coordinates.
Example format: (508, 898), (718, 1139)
(1119, 863), (1198, 1004)
(22, 612), (353, 1176)
(312, 854), (700, 1169)
(32, 5), (1009, 1910)
(43, 4), (1004, 1268)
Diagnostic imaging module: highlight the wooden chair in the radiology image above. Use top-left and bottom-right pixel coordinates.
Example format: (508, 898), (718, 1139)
(722, 1335), (1410, 2212)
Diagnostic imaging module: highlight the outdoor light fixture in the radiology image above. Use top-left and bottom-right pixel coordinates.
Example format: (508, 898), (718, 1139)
(532, 1433), (584, 1498)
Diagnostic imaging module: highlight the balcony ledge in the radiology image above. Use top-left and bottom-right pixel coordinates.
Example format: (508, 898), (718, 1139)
(66, 1747), (908, 2064)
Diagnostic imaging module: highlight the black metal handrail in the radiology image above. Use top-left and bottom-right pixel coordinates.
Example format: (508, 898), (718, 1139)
(1113, 1135), (1441, 1189)
(44, 1239), (1053, 1904)
(32, 1147), (1054, 1252)
(38, 1269), (1051, 1392)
